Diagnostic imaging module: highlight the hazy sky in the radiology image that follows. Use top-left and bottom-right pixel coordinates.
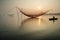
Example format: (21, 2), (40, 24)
(0, 0), (60, 13)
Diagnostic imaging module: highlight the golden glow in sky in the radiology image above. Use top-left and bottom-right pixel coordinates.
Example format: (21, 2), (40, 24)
(0, 0), (60, 13)
(37, 7), (41, 9)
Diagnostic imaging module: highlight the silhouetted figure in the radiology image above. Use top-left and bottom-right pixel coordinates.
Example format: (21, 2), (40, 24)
(49, 16), (58, 22)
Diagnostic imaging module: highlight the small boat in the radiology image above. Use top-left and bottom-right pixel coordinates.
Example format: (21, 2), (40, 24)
(49, 16), (58, 22)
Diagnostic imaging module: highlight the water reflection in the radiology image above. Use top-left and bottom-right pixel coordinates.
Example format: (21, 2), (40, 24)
(19, 17), (60, 39)
(20, 18), (47, 30)
(21, 18), (47, 26)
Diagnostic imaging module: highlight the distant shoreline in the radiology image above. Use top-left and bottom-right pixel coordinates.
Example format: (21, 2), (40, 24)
(45, 14), (60, 15)
(45, 13), (60, 15)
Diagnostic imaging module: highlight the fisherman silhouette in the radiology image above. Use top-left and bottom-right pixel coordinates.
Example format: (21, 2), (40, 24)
(49, 16), (58, 22)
